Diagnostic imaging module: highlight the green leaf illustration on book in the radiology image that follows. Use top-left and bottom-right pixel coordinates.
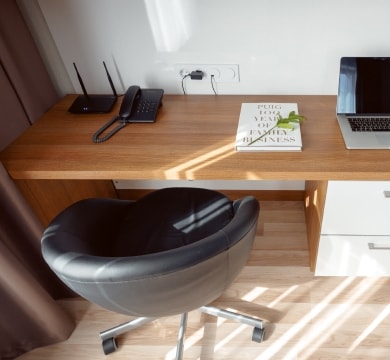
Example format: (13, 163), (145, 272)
(247, 111), (306, 146)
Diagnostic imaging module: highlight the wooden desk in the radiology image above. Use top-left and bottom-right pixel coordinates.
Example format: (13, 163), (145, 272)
(2, 94), (390, 270)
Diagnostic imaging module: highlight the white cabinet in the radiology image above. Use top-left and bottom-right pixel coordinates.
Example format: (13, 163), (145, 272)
(316, 235), (390, 276)
(315, 181), (390, 276)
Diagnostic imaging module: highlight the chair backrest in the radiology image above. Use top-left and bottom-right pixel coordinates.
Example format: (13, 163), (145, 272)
(42, 190), (259, 318)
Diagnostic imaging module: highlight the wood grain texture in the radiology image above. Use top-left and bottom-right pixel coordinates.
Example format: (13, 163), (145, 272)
(3, 94), (390, 267)
(304, 180), (328, 271)
(2, 94), (390, 181)
(15, 201), (390, 360)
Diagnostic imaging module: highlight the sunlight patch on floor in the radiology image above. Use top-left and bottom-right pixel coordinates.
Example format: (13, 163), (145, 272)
(348, 303), (390, 353)
(255, 277), (357, 359)
(268, 285), (299, 308)
(242, 287), (268, 302)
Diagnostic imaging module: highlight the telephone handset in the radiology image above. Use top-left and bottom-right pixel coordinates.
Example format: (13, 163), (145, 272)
(119, 85), (140, 119)
(119, 86), (164, 122)
(92, 86), (164, 143)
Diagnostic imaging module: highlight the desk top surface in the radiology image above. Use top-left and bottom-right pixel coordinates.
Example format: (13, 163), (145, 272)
(2, 94), (390, 181)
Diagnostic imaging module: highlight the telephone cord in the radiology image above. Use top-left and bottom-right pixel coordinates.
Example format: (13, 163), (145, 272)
(92, 116), (127, 143)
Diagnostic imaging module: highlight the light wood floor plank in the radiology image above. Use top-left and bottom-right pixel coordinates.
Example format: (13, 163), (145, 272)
(16, 201), (390, 359)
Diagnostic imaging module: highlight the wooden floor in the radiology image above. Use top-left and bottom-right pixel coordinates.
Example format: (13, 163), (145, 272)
(17, 201), (390, 359)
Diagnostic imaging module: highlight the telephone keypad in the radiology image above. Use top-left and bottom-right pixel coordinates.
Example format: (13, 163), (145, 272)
(137, 101), (158, 114)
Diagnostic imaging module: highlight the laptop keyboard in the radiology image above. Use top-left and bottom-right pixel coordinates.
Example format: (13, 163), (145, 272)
(348, 117), (390, 132)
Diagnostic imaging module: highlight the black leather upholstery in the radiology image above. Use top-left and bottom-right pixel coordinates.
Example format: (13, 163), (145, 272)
(41, 188), (259, 318)
(114, 187), (234, 255)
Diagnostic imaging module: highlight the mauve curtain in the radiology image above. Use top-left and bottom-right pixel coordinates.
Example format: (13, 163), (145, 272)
(0, 1), (75, 359)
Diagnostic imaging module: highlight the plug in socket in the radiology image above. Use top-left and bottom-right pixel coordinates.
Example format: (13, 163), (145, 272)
(175, 64), (240, 82)
(190, 70), (204, 80)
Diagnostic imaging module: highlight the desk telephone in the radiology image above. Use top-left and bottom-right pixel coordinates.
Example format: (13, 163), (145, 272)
(92, 86), (164, 143)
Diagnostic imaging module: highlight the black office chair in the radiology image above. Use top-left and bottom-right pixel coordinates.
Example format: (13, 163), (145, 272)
(41, 187), (264, 358)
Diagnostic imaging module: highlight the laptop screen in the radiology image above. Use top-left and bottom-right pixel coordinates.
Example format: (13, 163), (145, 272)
(337, 57), (390, 115)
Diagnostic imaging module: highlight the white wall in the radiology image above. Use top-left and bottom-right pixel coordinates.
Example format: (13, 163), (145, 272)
(18, 0), (390, 96)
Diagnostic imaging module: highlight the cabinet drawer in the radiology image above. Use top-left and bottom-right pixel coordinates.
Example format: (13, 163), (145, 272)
(321, 181), (390, 235)
(315, 235), (390, 276)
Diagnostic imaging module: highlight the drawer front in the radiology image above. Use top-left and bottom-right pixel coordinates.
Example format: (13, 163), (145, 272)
(315, 235), (390, 276)
(321, 181), (390, 235)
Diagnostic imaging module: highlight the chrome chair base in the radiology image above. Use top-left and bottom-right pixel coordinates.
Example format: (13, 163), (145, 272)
(99, 307), (265, 359)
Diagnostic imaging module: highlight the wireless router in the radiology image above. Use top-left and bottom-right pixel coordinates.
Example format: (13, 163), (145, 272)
(68, 61), (118, 113)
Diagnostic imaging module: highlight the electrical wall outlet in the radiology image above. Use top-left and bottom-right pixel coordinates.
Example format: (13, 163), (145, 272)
(175, 64), (240, 83)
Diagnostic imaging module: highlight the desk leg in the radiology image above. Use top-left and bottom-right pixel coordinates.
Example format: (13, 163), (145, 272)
(14, 179), (118, 227)
(304, 180), (328, 272)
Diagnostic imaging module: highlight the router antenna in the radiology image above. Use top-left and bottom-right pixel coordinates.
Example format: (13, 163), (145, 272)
(68, 61), (117, 113)
(103, 61), (117, 97)
(73, 62), (89, 99)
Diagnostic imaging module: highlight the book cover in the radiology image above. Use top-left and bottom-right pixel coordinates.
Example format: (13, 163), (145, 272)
(235, 103), (302, 151)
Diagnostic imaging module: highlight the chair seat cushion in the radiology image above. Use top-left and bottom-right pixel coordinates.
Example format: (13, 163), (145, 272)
(114, 187), (233, 256)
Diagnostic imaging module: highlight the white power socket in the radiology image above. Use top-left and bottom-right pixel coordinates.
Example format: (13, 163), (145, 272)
(175, 64), (240, 82)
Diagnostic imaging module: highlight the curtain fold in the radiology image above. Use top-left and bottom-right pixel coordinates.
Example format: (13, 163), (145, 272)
(0, 1), (75, 358)
(0, 216), (74, 359)
(0, 0), (58, 125)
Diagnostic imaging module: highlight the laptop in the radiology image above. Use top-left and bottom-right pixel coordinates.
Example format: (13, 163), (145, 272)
(336, 57), (390, 149)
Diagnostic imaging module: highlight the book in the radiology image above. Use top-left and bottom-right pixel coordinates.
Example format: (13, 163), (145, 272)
(235, 103), (302, 151)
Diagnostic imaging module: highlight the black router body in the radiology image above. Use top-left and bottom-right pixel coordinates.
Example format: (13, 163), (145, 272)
(68, 61), (117, 114)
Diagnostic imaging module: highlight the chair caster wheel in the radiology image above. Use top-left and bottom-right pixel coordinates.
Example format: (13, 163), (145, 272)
(252, 327), (265, 343)
(102, 337), (117, 355)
